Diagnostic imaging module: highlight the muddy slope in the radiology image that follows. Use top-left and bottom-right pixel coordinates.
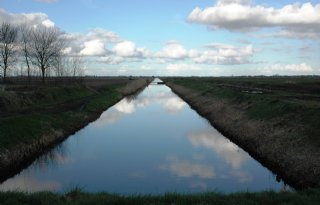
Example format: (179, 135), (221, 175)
(0, 79), (150, 182)
(165, 82), (320, 189)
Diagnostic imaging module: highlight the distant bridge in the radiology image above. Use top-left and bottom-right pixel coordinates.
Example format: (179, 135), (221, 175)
(150, 82), (165, 85)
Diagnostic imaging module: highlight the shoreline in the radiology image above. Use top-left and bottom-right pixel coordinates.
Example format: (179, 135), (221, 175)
(0, 79), (151, 183)
(164, 80), (320, 189)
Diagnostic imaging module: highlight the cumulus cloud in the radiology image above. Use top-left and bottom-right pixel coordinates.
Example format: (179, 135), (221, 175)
(63, 28), (121, 57)
(112, 41), (149, 58)
(0, 8), (56, 28)
(156, 42), (254, 65)
(188, 1), (320, 38)
(194, 44), (254, 64)
(80, 39), (106, 56)
(156, 41), (188, 59)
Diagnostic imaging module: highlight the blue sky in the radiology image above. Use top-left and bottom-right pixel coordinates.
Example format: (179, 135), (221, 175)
(1, 0), (319, 76)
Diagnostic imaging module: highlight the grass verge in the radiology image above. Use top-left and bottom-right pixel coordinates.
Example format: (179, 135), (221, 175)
(0, 189), (320, 205)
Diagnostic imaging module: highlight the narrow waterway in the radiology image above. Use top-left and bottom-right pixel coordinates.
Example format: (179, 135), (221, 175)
(0, 79), (284, 194)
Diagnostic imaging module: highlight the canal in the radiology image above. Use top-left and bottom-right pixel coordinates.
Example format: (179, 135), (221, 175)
(0, 79), (284, 194)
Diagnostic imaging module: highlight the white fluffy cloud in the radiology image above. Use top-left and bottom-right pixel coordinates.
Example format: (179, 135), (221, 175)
(156, 41), (188, 59)
(63, 28), (121, 56)
(112, 41), (149, 58)
(80, 39), (106, 56)
(194, 44), (253, 64)
(156, 42), (254, 65)
(113, 41), (136, 57)
(0, 8), (55, 28)
(188, 1), (320, 38)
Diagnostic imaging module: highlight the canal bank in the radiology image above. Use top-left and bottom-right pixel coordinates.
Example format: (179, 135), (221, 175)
(0, 78), (150, 183)
(163, 78), (320, 189)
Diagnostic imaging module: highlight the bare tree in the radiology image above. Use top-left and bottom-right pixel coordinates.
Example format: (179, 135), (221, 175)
(70, 56), (85, 77)
(54, 56), (85, 78)
(29, 26), (65, 83)
(0, 22), (18, 82)
(19, 25), (32, 82)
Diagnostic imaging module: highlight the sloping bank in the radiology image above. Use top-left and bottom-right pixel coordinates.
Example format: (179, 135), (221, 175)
(164, 80), (320, 189)
(0, 79), (150, 182)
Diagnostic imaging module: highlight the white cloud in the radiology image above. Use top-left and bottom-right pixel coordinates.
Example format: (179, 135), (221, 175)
(63, 28), (121, 57)
(263, 63), (314, 75)
(80, 39), (106, 56)
(156, 41), (188, 59)
(113, 41), (136, 57)
(98, 56), (124, 64)
(155, 42), (254, 65)
(193, 44), (254, 64)
(160, 157), (216, 179)
(41, 19), (55, 27)
(188, 2), (320, 38)
(0, 8), (56, 28)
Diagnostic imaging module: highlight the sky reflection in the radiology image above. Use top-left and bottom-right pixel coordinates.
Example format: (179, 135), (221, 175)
(0, 79), (283, 194)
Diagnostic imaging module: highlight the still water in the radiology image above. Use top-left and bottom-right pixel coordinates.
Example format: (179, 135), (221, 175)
(0, 79), (284, 194)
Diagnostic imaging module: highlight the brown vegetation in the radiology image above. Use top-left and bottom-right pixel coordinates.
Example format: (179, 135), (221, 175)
(164, 78), (320, 189)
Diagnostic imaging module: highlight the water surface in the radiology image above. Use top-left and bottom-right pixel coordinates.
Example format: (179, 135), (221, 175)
(0, 79), (284, 194)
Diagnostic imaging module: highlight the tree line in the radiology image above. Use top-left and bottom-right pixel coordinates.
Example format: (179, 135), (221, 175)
(0, 22), (85, 84)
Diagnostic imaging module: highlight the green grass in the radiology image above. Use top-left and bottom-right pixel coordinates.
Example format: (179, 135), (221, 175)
(0, 189), (320, 205)
(165, 76), (320, 145)
(0, 83), (125, 151)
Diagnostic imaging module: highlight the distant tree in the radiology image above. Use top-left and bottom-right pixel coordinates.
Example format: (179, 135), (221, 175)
(29, 26), (65, 83)
(0, 22), (18, 82)
(55, 56), (85, 78)
(19, 25), (32, 82)
(70, 56), (85, 77)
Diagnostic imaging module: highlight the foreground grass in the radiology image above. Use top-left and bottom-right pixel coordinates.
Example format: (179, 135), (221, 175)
(0, 189), (320, 205)
(164, 76), (320, 145)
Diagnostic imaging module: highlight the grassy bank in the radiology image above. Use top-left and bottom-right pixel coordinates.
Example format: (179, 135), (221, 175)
(163, 76), (320, 189)
(0, 78), (150, 181)
(0, 189), (319, 205)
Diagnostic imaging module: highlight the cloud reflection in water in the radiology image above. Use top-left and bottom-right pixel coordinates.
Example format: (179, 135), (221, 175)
(94, 85), (187, 127)
(0, 174), (61, 192)
(160, 156), (216, 179)
(189, 128), (248, 169)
